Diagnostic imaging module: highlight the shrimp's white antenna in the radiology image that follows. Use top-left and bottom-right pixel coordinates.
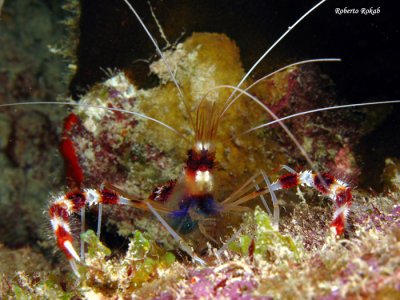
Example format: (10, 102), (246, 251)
(218, 57), (341, 119)
(236, 100), (400, 137)
(122, 0), (195, 130)
(203, 85), (322, 179)
(223, 0), (327, 115)
(0, 101), (190, 143)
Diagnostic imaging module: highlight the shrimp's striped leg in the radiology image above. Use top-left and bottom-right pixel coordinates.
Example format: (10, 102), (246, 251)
(48, 188), (134, 277)
(270, 168), (353, 236)
(223, 167), (353, 237)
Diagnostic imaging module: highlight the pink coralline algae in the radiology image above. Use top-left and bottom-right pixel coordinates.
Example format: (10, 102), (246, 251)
(157, 266), (271, 300)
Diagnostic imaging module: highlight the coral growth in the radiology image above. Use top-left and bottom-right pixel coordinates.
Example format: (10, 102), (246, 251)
(382, 157), (400, 193)
(4, 191), (400, 299)
(228, 208), (301, 262)
(80, 230), (175, 298)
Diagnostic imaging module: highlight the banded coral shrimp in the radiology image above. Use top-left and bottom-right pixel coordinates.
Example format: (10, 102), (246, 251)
(0, 0), (400, 296)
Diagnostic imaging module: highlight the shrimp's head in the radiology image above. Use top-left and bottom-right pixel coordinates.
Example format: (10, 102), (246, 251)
(184, 144), (216, 195)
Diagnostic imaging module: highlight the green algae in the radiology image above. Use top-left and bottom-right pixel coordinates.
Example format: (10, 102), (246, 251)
(123, 231), (176, 287)
(81, 229), (112, 258)
(82, 229), (175, 293)
(229, 207), (302, 262)
(8, 273), (75, 300)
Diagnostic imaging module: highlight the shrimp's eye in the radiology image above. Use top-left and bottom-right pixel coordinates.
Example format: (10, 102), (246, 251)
(182, 221), (194, 232)
(180, 217), (198, 235)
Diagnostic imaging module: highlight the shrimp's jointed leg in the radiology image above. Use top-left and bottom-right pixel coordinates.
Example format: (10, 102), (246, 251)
(222, 167), (353, 236)
(269, 166), (353, 236)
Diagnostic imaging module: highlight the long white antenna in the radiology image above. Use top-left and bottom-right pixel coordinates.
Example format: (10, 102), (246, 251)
(223, 0), (327, 111)
(218, 58), (341, 120)
(235, 100), (400, 138)
(0, 101), (190, 143)
(205, 85), (322, 178)
(122, 0), (195, 129)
